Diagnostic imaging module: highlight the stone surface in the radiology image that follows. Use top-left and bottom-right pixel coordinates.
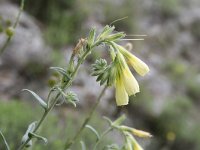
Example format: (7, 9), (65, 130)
(0, 2), (51, 99)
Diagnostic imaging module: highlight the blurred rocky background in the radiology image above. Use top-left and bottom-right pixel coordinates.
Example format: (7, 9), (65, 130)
(0, 0), (200, 149)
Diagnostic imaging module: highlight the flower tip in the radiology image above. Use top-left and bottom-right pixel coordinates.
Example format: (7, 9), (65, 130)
(132, 129), (152, 138)
(116, 100), (129, 106)
(139, 65), (150, 77)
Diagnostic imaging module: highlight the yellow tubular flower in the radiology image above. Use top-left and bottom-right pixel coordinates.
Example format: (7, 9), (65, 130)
(115, 43), (150, 76)
(132, 137), (143, 150)
(114, 52), (140, 106)
(115, 75), (129, 106)
(118, 52), (140, 96)
(126, 138), (134, 150)
(121, 126), (152, 138)
(125, 132), (144, 150)
(122, 67), (140, 96)
(132, 128), (152, 138)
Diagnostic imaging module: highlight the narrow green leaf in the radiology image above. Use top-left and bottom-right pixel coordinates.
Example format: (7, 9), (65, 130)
(21, 121), (37, 147)
(28, 132), (48, 144)
(112, 115), (126, 126)
(0, 130), (10, 150)
(85, 125), (100, 140)
(22, 89), (47, 109)
(80, 141), (87, 150)
(50, 67), (70, 79)
(103, 116), (112, 126)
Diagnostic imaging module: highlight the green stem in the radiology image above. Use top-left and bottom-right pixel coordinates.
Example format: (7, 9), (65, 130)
(0, 0), (25, 55)
(17, 93), (61, 150)
(64, 86), (108, 150)
(0, 130), (10, 150)
(93, 127), (112, 150)
(17, 44), (94, 150)
(13, 0), (25, 29)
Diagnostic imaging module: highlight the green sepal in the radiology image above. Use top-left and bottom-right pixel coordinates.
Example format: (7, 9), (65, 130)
(87, 28), (96, 48)
(100, 71), (109, 85)
(97, 25), (115, 40)
(106, 32), (125, 41)
(91, 70), (105, 76)
(107, 65), (116, 86)
(57, 88), (78, 107)
(96, 73), (104, 82)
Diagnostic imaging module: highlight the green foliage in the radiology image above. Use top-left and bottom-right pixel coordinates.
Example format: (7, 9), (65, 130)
(12, 0), (83, 47)
(0, 100), (110, 149)
(0, 101), (39, 149)
(41, 0), (85, 47)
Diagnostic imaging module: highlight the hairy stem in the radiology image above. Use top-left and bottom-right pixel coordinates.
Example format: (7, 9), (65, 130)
(17, 42), (95, 150)
(0, 130), (10, 150)
(64, 86), (108, 149)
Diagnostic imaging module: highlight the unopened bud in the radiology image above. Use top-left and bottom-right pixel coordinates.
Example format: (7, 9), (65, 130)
(5, 27), (14, 37)
(121, 126), (152, 138)
(87, 28), (96, 48)
(106, 32), (125, 41)
(97, 25), (115, 40)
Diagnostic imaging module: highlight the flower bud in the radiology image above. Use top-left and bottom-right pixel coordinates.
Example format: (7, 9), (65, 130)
(125, 132), (143, 150)
(97, 25), (115, 40)
(5, 27), (14, 37)
(87, 28), (96, 48)
(120, 126), (152, 138)
(106, 32), (125, 41)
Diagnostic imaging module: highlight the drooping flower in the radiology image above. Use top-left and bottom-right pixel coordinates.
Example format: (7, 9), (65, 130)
(114, 43), (150, 76)
(114, 52), (139, 106)
(124, 132), (144, 150)
(131, 137), (143, 150)
(115, 75), (129, 105)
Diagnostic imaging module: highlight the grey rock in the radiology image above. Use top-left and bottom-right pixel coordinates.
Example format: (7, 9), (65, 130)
(0, 2), (51, 99)
(0, 1), (51, 69)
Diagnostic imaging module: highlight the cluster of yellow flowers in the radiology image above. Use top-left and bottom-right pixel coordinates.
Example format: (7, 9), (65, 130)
(112, 42), (149, 106)
(105, 115), (152, 150)
(121, 125), (152, 150)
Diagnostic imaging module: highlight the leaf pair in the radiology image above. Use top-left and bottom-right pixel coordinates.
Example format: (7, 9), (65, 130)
(21, 122), (47, 148)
